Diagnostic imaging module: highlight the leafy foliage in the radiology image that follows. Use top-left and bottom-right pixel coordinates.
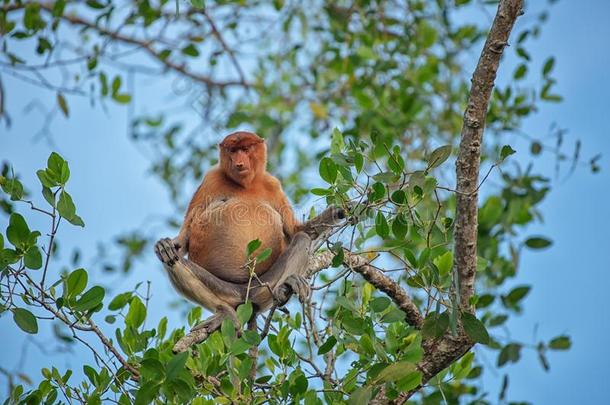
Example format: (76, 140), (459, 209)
(0, 0), (591, 403)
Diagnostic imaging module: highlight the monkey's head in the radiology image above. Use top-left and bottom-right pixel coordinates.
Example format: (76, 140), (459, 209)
(219, 131), (267, 187)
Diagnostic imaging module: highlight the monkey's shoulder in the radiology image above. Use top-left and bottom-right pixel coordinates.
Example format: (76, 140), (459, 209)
(258, 173), (285, 193)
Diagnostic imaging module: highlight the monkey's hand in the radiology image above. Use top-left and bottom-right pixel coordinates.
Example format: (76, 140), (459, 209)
(171, 235), (188, 257)
(155, 238), (180, 267)
(273, 275), (311, 306)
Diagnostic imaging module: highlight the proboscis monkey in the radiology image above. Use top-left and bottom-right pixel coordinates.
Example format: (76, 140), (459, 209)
(155, 131), (344, 336)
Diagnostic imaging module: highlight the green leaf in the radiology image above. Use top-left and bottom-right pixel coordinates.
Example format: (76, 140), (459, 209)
(542, 57), (555, 76)
(525, 236), (552, 249)
(24, 246), (42, 269)
(228, 338), (249, 356)
(166, 352), (189, 380)
(461, 312), (490, 344)
(549, 335), (571, 350)
(47, 153), (66, 180)
(500, 145), (516, 161)
(513, 64), (527, 80)
(236, 302), (253, 325)
(353, 153), (364, 173)
(126, 297), (146, 328)
(319, 157), (337, 184)
(531, 141), (542, 155)
(66, 268), (88, 297)
(111, 76), (121, 94)
(369, 182), (386, 201)
(375, 211), (389, 239)
(13, 308), (38, 334)
(317, 336), (337, 355)
(330, 128), (344, 154)
(256, 247), (272, 263)
(37, 170), (58, 188)
(67, 214), (84, 227)
(7, 213), (31, 250)
(391, 213), (409, 240)
(135, 383), (161, 405)
(310, 187), (332, 196)
(432, 251), (453, 277)
(422, 311), (449, 338)
(56, 93), (69, 117)
(73, 286), (105, 312)
(396, 371), (422, 392)
(506, 285), (530, 303)
(57, 191), (75, 219)
(242, 329), (260, 346)
(498, 343), (522, 367)
(356, 45), (376, 60)
(370, 297), (391, 313)
(375, 361), (416, 383)
(39, 189), (54, 211)
(112, 93), (132, 104)
(246, 239), (261, 257)
(390, 189), (406, 205)
(426, 145), (452, 169)
(348, 386), (372, 405)
(0, 175), (24, 200)
(381, 308), (405, 323)
(181, 44), (199, 57)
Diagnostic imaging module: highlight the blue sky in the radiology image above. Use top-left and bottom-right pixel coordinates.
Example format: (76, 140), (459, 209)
(1, 0), (610, 402)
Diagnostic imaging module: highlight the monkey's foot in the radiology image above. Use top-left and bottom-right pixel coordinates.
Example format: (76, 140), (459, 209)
(273, 275), (310, 306)
(154, 238), (180, 267)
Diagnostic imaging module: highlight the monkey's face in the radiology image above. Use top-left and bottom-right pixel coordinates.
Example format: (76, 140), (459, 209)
(219, 132), (266, 186)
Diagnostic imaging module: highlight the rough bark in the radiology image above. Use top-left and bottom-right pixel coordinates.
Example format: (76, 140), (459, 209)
(453, 0), (524, 310)
(378, 1), (524, 402)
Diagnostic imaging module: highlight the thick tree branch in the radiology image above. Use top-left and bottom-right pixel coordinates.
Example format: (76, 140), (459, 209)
(376, 1), (524, 403)
(453, 0), (524, 310)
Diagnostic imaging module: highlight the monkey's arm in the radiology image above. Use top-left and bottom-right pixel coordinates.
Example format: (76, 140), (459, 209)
(173, 172), (220, 256)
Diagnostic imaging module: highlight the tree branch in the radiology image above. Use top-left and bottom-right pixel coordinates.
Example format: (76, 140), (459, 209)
(312, 251), (423, 328)
(3, 3), (249, 89)
(453, 0), (524, 310)
(376, 1), (524, 403)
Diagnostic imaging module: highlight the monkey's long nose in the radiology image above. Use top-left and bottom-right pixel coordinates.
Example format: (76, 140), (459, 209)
(235, 162), (245, 169)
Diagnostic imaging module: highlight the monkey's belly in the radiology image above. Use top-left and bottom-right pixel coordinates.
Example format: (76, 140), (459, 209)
(188, 199), (286, 283)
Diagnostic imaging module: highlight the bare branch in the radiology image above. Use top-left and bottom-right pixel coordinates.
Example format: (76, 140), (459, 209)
(3, 3), (249, 89)
(202, 9), (249, 88)
(453, 0), (524, 310)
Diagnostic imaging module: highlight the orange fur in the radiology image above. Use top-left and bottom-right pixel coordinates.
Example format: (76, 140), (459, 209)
(174, 131), (301, 283)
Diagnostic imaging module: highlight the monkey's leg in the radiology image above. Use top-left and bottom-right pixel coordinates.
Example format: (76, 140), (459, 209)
(155, 238), (248, 352)
(250, 232), (312, 309)
(155, 238), (245, 313)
